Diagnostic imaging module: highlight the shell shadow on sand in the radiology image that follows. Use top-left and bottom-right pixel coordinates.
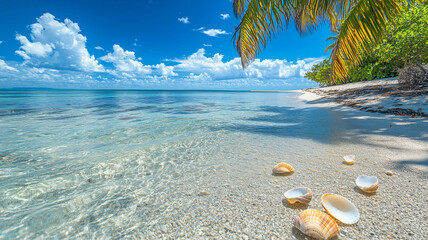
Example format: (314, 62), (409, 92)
(282, 198), (309, 210)
(291, 226), (339, 240)
(353, 186), (377, 196)
(272, 171), (294, 176)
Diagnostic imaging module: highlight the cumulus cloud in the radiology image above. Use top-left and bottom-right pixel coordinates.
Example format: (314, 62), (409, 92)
(174, 48), (323, 82)
(201, 29), (230, 37)
(100, 44), (176, 77)
(0, 59), (18, 72)
(15, 13), (104, 72)
(100, 44), (152, 74)
(220, 14), (230, 20)
(178, 17), (189, 24)
(155, 63), (177, 76)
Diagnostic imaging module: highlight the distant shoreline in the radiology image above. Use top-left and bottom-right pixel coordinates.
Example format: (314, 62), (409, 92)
(0, 88), (295, 92)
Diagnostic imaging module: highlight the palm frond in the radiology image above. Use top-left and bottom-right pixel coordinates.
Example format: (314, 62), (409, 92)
(233, 0), (250, 18)
(330, 0), (407, 82)
(233, 0), (290, 68)
(233, 0), (338, 68)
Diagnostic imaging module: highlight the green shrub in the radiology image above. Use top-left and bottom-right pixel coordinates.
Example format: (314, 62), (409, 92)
(304, 59), (331, 86)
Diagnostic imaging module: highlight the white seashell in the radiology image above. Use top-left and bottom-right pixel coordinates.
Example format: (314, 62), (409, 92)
(343, 155), (355, 165)
(272, 163), (294, 175)
(284, 187), (312, 204)
(356, 175), (378, 193)
(321, 193), (360, 224)
(294, 209), (339, 240)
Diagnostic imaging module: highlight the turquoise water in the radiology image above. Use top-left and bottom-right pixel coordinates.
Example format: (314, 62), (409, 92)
(0, 90), (343, 238)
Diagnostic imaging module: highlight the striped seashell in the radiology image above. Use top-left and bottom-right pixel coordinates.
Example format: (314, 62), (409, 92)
(294, 209), (339, 240)
(272, 162), (294, 175)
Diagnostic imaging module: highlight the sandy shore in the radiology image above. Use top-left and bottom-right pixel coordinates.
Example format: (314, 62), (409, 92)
(137, 89), (427, 239)
(302, 78), (427, 117)
(286, 81), (427, 239)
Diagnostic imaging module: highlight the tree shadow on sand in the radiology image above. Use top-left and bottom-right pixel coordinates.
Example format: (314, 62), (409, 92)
(213, 103), (428, 174)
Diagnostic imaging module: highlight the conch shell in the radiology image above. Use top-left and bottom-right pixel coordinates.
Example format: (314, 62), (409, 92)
(294, 209), (339, 240)
(343, 155), (355, 165)
(356, 175), (378, 193)
(321, 193), (360, 224)
(272, 163), (294, 175)
(284, 187), (312, 205)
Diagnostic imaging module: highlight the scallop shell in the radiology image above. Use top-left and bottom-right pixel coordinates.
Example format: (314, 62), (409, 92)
(343, 155), (355, 165)
(284, 187), (312, 204)
(356, 175), (378, 193)
(294, 209), (339, 240)
(321, 193), (360, 224)
(272, 163), (294, 175)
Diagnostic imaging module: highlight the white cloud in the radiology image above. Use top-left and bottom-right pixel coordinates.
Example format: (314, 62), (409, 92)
(0, 41), (3, 44)
(173, 48), (323, 83)
(95, 46), (105, 51)
(178, 17), (189, 24)
(100, 44), (151, 74)
(155, 63), (177, 76)
(220, 14), (230, 20)
(202, 29), (230, 37)
(99, 44), (177, 77)
(15, 13), (104, 72)
(203, 44), (212, 47)
(0, 59), (18, 72)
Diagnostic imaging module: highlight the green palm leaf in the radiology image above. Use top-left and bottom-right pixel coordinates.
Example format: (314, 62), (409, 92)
(232, 0), (418, 83)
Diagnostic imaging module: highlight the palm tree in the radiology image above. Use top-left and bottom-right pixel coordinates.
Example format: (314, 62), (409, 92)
(232, 0), (420, 84)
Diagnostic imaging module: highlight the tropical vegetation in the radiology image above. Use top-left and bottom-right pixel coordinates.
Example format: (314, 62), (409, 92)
(232, 0), (426, 84)
(305, 4), (428, 86)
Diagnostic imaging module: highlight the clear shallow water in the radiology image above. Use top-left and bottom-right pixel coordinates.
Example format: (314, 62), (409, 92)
(0, 90), (344, 238)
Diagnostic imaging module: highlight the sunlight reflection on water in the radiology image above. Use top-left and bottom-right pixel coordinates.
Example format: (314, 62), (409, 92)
(0, 90), (341, 238)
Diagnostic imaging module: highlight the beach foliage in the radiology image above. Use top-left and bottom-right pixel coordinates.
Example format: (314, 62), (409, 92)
(304, 3), (428, 85)
(304, 60), (331, 86)
(375, 4), (428, 67)
(232, 0), (424, 83)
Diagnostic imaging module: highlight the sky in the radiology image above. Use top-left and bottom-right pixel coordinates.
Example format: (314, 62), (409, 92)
(0, 0), (333, 90)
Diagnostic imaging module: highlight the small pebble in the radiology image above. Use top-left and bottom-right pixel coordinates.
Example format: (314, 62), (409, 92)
(87, 178), (93, 183)
(396, 217), (400, 221)
(386, 171), (394, 176)
(198, 191), (209, 196)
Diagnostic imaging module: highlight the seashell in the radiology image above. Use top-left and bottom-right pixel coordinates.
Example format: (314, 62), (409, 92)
(294, 209), (339, 240)
(272, 163), (294, 175)
(321, 193), (360, 224)
(284, 187), (312, 204)
(343, 155), (355, 165)
(356, 175), (378, 193)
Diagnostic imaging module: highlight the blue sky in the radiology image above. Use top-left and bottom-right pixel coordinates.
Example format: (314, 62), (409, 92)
(0, 0), (333, 90)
